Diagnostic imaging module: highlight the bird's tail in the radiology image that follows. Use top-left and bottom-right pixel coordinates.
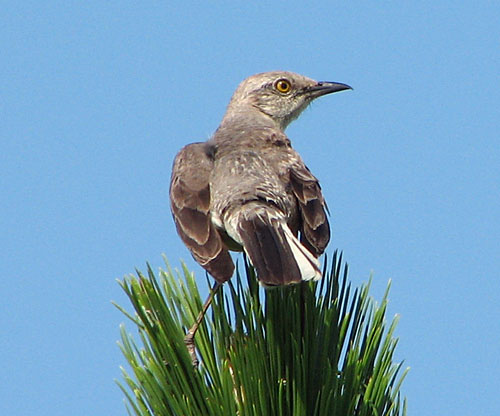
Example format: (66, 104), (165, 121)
(228, 203), (321, 286)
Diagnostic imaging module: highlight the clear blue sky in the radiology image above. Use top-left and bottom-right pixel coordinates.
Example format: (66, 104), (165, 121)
(1, 2), (499, 415)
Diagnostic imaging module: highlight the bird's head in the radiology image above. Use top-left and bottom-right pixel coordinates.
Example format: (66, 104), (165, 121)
(224, 71), (351, 130)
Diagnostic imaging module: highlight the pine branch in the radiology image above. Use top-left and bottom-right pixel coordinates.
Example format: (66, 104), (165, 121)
(115, 251), (408, 415)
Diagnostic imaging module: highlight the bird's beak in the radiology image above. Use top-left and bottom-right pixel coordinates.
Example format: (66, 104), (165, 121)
(306, 81), (352, 98)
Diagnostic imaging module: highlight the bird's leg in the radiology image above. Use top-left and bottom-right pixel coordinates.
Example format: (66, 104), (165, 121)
(185, 281), (222, 368)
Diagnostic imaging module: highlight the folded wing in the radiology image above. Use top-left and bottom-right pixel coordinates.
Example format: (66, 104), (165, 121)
(289, 165), (330, 256)
(169, 143), (234, 282)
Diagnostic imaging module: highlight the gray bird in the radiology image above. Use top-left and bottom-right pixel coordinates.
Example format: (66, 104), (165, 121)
(169, 71), (350, 365)
(170, 71), (350, 286)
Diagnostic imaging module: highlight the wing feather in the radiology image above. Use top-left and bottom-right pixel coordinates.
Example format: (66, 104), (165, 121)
(169, 142), (234, 282)
(289, 165), (330, 256)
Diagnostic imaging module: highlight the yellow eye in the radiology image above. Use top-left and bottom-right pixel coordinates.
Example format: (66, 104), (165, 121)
(275, 79), (292, 94)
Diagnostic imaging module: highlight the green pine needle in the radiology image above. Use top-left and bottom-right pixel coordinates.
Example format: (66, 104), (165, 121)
(115, 251), (408, 415)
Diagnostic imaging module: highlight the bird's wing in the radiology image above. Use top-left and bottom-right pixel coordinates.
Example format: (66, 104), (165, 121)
(289, 164), (330, 256)
(169, 142), (234, 282)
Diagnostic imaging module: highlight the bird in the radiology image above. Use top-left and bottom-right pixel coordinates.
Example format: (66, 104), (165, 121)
(169, 71), (351, 365)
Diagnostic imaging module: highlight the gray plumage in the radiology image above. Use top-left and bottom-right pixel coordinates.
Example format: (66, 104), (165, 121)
(170, 71), (350, 286)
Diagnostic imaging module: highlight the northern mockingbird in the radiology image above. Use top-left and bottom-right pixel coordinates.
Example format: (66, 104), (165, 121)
(170, 71), (351, 365)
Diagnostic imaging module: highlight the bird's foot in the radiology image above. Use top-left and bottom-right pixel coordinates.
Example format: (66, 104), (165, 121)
(184, 331), (199, 368)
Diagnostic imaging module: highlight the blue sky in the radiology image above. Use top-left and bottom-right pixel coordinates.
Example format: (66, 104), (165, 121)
(1, 1), (499, 415)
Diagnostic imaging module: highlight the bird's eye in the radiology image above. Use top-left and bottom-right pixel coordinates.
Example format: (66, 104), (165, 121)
(275, 79), (292, 94)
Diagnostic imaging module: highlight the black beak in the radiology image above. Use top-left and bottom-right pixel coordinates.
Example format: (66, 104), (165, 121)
(306, 81), (352, 98)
